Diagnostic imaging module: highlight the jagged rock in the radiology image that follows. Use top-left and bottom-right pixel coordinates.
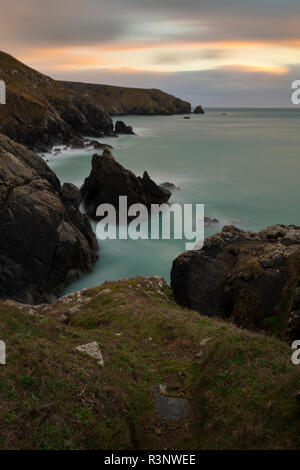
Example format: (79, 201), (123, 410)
(204, 217), (220, 226)
(193, 105), (205, 114)
(81, 150), (171, 219)
(75, 342), (104, 366)
(0, 134), (98, 304)
(115, 121), (135, 135)
(171, 224), (300, 335)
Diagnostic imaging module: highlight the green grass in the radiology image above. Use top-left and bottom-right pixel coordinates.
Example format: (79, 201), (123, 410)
(0, 276), (300, 450)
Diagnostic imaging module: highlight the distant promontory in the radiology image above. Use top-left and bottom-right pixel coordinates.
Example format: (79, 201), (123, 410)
(61, 81), (191, 116)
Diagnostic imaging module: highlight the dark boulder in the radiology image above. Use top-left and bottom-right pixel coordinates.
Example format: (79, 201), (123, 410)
(0, 134), (98, 304)
(171, 224), (300, 337)
(193, 105), (205, 114)
(81, 150), (171, 219)
(115, 121), (135, 135)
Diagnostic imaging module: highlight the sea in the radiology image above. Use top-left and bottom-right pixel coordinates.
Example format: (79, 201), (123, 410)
(44, 108), (300, 293)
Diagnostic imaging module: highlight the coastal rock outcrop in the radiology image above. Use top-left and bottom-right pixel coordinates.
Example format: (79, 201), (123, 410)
(81, 150), (171, 219)
(193, 105), (205, 114)
(0, 134), (98, 304)
(171, 224), (300, 338)
(115, 120), (135, 135)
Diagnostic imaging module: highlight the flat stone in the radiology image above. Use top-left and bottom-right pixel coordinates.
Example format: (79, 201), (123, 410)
(99, 289), (112, 295)
(153, 385), (190, 421)
(75, 342), (104, 366)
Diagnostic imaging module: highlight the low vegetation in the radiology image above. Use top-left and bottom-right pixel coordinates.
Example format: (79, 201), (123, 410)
(0, 276), (299, 450)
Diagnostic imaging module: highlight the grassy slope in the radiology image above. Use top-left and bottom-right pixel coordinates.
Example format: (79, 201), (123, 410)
(0, 276), (299, 450)
(0, 51), (71, 118)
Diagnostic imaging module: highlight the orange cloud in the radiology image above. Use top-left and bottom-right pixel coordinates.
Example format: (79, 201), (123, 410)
(221, 64), (289, 75)
(16, 39), (297, 76)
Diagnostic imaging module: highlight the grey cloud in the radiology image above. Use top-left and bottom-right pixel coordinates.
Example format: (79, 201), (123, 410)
(48, 64), (299, 107)
(152, 49), (233, 65)
(1, 0), (300, 48)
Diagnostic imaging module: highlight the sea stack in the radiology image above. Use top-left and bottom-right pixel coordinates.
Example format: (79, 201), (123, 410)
(193, 105), (205, 114)
(81, 150), (171, 219)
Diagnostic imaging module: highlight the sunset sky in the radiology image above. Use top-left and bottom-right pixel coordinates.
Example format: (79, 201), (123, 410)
(1, 0), (300, 106)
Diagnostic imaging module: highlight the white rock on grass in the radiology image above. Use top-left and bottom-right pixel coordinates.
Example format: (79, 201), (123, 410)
(99, 289), (112, 295)
(75, 342), (104, 366)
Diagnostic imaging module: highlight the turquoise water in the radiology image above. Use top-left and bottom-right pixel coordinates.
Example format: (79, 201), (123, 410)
(45, 108), (300, 293)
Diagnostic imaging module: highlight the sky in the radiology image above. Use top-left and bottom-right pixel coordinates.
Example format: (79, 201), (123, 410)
(1, 0), (300, 106)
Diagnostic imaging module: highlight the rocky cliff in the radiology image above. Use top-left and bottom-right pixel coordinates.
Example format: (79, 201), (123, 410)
(0, 51), (114, 152)
(61, 81), (191, 115)
(81, 150), (171, 219)
(171, 225), (300, 339)
(0, 134), (98, 304)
